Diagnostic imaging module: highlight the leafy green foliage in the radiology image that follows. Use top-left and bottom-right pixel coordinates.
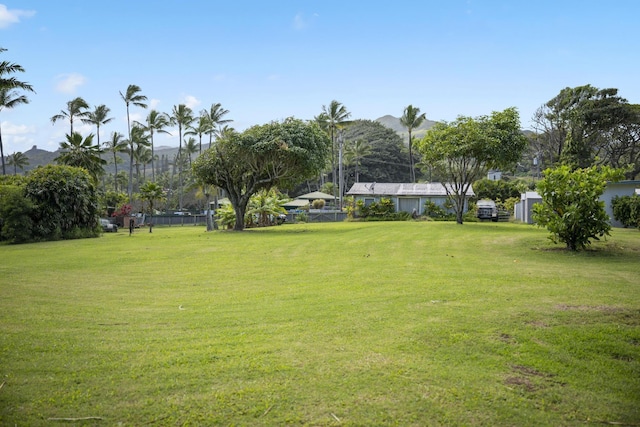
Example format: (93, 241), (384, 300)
(355, 197), (408, 221)
(0, 184), (34, 243)
(533, 165), (624, 250)
(24, 165), (99, 240)
(473, 178), (530, 202)
(194, 118), (330, 230)
(611, 194), (640, 229)
(419, 107), (527, 224)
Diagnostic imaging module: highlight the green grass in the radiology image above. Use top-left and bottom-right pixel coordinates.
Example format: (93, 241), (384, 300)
(1, 221), (639, 426)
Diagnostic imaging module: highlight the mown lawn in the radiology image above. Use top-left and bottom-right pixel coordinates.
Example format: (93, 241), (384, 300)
(1, 221), (639, 426)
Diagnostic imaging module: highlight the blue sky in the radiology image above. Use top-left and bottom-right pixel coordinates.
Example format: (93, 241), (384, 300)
(1, 0), (639, 154)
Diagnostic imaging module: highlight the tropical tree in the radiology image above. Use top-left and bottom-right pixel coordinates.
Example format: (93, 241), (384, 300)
(247, 188), (288, 227)
(184, 137), (198, 167)
(400, 105), (426, 182)
(0, 49), (35, 175)
(6, 151), (29, 175)
(82, 104), (113, 147)
(193, 118), (330, 231)
(170, 104), (194, 210)
(418, 107), (527, 224)
(139, 181), (165, 233)
(186, 114), (212, 154)
(127, 124), (150, 190)
(51, 97), (89, 136)
(120, 84), (148, 199)
(103, 131), (128, 191)
(318, 101), (351, 201)
(533, 165), (624, 250)
(137, 109), (171, 182)
(203, 103), (232, 148)
(344, 139), (372, 184)
(56, 132), (107, 182)
(0, 90), (32, 176)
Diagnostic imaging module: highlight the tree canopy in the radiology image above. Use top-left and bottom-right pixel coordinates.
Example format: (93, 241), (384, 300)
(418, 107), (527, 224)
(193, 118), (330, 230)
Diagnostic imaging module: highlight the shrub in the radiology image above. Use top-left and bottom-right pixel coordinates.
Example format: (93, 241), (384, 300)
(533, 165), (624, 250)
(612, 195), (640, 229)
(311, 199), (325, 209)
(0, 185), (34, 243)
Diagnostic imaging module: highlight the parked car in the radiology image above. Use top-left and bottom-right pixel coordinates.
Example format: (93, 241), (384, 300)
(100, 218), (118, 232)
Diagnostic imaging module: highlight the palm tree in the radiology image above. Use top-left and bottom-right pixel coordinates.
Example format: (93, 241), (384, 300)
(6, 151), (29, 175)
(320, 100), (351, 202)
(127, 124), (150, 191)
(82, 104), (113, 147)
(120, 84), (148, 200)
(170, 104), (194, 211)
(55, 132), (107, 182)
(139, 181), (165, 233)
(50, 97), (89, 136)
(0, 48), (34, 175)
(186, 114), (212, 154)
(203, 103), (232, 148)
(400, 105), (426, 182)
(0, 89), (32, 175)
(184, 137), (198, 167)
(136, 110), (170, 182)
(103, 132), (128, 191)
(344, 139), (372, 184)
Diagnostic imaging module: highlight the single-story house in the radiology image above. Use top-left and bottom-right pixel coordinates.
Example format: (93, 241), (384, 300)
(281, 198), (310, 211)
(294, 191), (336, 202)
(346, 182), (475, 215)
(514, 180), (640, 227)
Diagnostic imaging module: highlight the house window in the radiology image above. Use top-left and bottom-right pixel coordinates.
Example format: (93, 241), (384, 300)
(364, 198), (375, 207)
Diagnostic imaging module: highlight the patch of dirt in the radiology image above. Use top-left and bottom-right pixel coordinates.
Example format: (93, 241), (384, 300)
(511, 365), (553, 378)
(498, 333), (516, 343)
(504, 376), (537, 392)
(556, 304), (624, 313)
(526, 320), (549, 328)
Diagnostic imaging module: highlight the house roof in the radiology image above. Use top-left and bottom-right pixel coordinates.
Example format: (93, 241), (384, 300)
(295, 191), (336, 200)
(347, 182), (475, 197)
(281, 199), (310, 208)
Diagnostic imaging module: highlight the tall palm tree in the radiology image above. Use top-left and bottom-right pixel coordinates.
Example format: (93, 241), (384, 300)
(0, 48), (34, 175)
(50, 97), (89, 136)
(6, 151), (29, 175)
(170, 104), (194, 211)
(55, 132), (106, 182)
(127, 124), (150, 191)
(103, 131), (128, 191)
(400, 105), (426, 182)
(136, 110), (170, 182)
(320, 100), (351, 202)
(0, 89), (32, 175)
(120, 84), (148, 200)
(344, 139), (373, 183)
(184, 137), (198, 167)
(203, 103), (232, 148)
(186, 114), (212, 154)
(82, 104), (113, 147)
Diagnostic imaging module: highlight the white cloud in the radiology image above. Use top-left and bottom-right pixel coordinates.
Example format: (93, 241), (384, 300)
(54, 73), (87, 94)
(293, 13), (306, 30)
(149, 99), (161, 109)
(183, 95), (201, 110)
(0, 4), (36, 29)
(1, 121), (34, 136)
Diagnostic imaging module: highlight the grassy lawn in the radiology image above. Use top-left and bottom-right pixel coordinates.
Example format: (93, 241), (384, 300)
(1, 221), (639, 426)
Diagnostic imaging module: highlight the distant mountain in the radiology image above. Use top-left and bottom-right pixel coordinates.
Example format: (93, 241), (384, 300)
(375, 115), (438, 143)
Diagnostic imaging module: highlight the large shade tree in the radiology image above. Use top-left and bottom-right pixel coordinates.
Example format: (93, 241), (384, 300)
(418, 107), (527, 224)
(0, 48), (34, 175)
(193, 118), (330, 231)
(400, 105), (426, 182)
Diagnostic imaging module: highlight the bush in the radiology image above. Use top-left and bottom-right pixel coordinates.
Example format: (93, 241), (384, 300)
(612, 195), (640, 229)
(0, 185), (34, 243)
(311, 199), (325, 209)
(472, 178), (528, 202)
(533, 166), (624, 250)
